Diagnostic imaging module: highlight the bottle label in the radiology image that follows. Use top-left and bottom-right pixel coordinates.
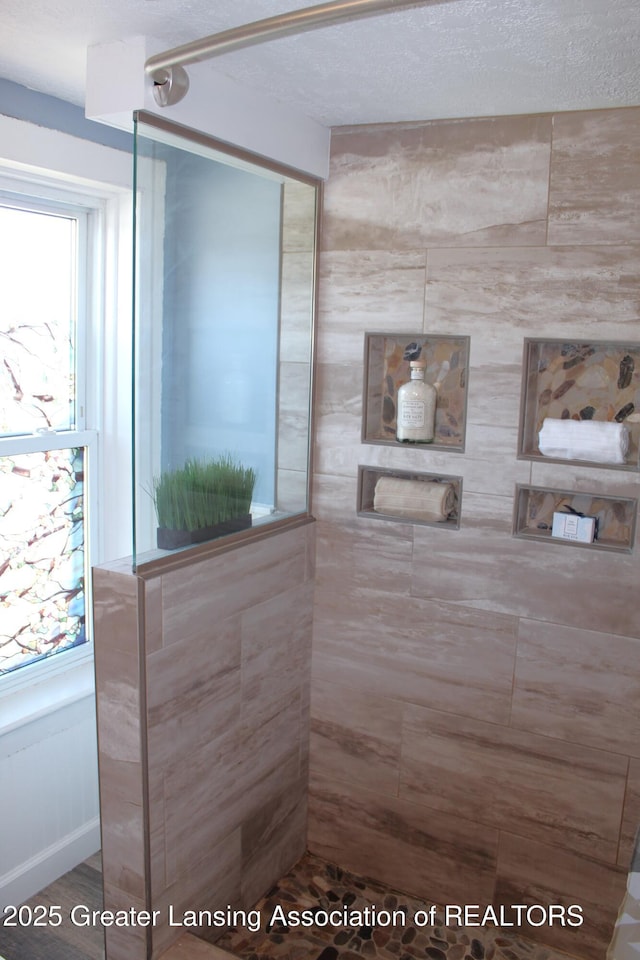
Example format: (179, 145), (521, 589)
(398, 400), (426, 428)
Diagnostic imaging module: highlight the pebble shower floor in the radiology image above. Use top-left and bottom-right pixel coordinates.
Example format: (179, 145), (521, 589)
(217, 853), (577, 960)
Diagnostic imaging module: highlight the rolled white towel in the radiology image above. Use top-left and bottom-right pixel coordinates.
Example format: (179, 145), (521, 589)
(538, 418), (630, 464)
(373, 476), (455, 521)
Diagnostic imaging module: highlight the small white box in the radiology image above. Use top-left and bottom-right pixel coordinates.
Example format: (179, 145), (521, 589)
(552, 512), (596, 543)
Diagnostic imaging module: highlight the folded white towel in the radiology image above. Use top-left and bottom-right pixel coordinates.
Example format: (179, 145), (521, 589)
(373, 477), (456, 521)
(538, 418), (630, 464)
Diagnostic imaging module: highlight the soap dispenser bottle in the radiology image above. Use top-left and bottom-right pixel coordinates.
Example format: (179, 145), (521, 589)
(396, 357), (436, 443)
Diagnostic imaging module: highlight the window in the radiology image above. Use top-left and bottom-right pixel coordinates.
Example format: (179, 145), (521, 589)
(0, 194), (96, 677)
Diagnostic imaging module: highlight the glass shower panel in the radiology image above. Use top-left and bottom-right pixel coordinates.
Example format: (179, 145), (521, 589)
(132, 114), (318, 567)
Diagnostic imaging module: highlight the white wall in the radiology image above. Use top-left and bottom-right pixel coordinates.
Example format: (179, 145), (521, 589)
(0, 694), (101, 908)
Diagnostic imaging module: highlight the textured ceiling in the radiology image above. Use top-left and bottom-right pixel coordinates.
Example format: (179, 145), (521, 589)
(1, 0), (639, 126)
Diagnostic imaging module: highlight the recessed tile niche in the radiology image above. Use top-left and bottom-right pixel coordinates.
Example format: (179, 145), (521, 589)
(518, 338), (640, 470)
(358, 466), (462, 529)
(513, 484), (637, 553)
(362, 333), (470, 449)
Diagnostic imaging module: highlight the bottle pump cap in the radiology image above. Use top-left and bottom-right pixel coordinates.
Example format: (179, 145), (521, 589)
(409, 358), (426, 368)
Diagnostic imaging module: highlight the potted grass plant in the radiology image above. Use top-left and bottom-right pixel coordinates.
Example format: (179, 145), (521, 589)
(153, 455), (256, 550)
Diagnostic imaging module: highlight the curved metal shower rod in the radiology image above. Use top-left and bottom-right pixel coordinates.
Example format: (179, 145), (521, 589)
(145, 0), (440, 106)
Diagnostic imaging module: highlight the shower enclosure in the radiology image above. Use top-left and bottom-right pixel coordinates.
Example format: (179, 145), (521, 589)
(92, 114), (320, 960)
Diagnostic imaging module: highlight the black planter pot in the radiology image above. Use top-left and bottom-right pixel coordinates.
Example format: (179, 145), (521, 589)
(157, 514), (252, 550)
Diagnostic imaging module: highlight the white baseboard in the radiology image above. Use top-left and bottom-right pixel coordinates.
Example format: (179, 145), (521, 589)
(0, 817), (101, 912)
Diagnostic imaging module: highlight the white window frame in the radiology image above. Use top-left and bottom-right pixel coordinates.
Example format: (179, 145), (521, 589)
(0, 115), (132, 731)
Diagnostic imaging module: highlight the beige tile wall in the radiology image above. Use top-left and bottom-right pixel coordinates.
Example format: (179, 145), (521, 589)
(308, 106), (640, 960)
(93, 522), (315, 960)
(277, 181), (316, 511)
(93, 564), (149, 960)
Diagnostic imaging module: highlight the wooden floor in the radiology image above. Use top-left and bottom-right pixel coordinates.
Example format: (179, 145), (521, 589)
(0, 852), (105, 960)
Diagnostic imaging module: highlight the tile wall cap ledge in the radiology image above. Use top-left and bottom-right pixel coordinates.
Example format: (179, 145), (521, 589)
(95, 513), (315, 581)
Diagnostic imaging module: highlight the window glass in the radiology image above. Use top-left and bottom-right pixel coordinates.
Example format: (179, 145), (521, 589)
(0, 447), (87, 674)
(0, 205), (76, 436)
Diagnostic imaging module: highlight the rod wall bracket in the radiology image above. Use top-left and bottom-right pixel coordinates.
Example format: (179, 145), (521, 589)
(151, 65), (190, 107)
